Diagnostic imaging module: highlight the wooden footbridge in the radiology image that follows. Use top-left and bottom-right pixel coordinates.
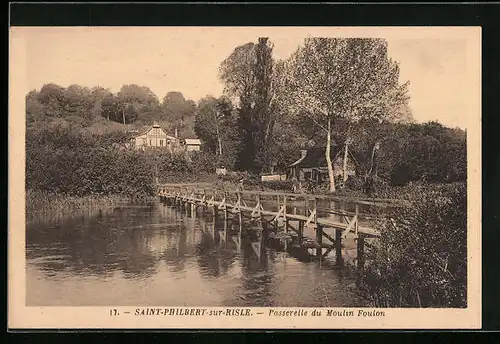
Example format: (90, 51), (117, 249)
(158, 185), (402, 270)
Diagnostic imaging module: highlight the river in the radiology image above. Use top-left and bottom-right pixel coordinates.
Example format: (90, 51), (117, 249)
(26, 202), (370, 307)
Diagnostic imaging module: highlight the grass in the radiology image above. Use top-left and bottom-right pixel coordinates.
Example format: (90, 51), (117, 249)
(26, 189), (156, 221)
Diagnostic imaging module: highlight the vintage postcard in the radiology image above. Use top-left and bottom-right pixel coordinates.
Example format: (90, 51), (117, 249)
(8, 26), (481, 329)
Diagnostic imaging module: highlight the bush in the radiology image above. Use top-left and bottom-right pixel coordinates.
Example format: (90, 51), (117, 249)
(360, 182), (467, 307)
(260, 180), (294, 192)
(345, 175), (365, 190)
(26, 126), (156, 199)
(155, 151), (218, 184)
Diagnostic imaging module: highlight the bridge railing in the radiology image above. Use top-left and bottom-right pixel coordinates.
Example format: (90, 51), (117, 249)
(157, 185), (407, 223)
(158, 185), (405, 205)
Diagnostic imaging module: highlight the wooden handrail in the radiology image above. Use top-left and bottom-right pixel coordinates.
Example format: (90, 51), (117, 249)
(158, 184), (407, 208)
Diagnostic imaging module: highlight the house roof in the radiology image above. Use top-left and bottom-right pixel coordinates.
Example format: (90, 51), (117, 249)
(134, 125), (178, 139)
(288, 146), (347, 168)
(184, 138), (201, 145)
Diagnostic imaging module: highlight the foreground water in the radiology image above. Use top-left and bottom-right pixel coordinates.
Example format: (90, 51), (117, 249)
(26, 203), (369, 307)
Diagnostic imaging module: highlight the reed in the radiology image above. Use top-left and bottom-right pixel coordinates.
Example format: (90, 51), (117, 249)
(25, 189), (156, 221)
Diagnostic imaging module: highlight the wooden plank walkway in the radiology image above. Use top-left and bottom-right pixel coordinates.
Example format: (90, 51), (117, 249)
(157, 185), (400, 269)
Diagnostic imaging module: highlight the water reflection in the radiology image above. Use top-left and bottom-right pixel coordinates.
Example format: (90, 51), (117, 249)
(26, 202), (369, 307)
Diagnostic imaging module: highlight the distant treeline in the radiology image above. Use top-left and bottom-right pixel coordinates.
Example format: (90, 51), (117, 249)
(26, 83), (198, 138)
(347, 119), (467, 186)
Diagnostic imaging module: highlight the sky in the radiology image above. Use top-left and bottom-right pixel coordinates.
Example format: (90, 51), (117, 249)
(11, 27), (480, 129)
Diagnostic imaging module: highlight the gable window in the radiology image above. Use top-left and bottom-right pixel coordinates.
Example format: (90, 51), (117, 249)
(149, 139), (152, 146)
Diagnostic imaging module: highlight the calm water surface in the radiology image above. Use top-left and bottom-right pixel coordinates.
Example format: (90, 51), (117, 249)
(26, 203), (370, 307)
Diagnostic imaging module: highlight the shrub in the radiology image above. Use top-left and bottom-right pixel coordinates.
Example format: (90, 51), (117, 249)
(260, 180), (294, 192)
(345, 175), (364, 190)
(360, 182), (467, 307)
(26, 126), (156, 199)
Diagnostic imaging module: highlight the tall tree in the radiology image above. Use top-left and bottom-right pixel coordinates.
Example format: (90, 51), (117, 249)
(64, 84), (93, 120)
(194, 96), (240, 168)
(219, 42), (257, 171)
(161, 91), (197, 135)
(280, 38), (411, 192)
(219, 38), (276, 173)
(253, 38), (276, 173)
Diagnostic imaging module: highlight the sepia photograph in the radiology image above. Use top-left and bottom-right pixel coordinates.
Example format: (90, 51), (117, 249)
(9, 26), (481, 329)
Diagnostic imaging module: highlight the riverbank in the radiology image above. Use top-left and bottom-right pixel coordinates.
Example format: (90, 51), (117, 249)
(26, 190), (157, 220)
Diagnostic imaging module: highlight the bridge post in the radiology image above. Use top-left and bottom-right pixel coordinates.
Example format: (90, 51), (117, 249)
(298, 219), (304, 242)
(213, 190), (218, 220)
(313, 197), (322, 259)
(283, 195), (288, 232)
(316, 226), (323, 260)
(335, 228), (343, 266)
(237, 192), (243, 235)
(357, 234), (365, 273)
(223, 190), (228, 221)
(202, 189), (207, 216)
(275, 194), (280, 230)
(256, 193), (262, 224)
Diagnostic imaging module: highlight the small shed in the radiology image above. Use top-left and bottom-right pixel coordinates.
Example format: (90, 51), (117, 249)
(288, 146), (356, 183)
(184, 138), (202, 152)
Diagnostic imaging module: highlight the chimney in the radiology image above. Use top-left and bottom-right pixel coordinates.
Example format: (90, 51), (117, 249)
(300, 149), (307, 158)
(175, 128), (178, 138)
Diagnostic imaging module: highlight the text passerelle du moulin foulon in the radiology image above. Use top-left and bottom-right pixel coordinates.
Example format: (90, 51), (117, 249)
(116, 308), (386, 317)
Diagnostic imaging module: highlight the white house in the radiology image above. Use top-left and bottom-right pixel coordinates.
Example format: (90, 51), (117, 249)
(132, 122), (202, 154)
(133, 122), (183, 153)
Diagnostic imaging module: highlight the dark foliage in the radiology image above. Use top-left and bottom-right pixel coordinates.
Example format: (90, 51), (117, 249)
(361, 182), (467, 307)
(26, 125), (155, 199)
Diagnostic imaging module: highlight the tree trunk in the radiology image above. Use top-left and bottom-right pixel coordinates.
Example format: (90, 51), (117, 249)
(216, 124), (223, 156)
(343, 139), (349, 183)
(122, 109), (126, 125)
(326, 119), (336, 193)
(368, 142), (380, 177)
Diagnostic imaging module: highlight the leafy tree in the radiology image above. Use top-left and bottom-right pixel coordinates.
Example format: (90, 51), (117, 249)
(26, 90), (46, 123)
(90, 86), (114, 120)
(219, 38), (276, 173)
(161, 91), (197, 136)
(100, 92), (120, 122)
(63, 84), (93, 120)
(279, 38), (411, 192)
(194, 96), (240, 168)
(117, 84), (160, 121)
(37, 83), (67, 117)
